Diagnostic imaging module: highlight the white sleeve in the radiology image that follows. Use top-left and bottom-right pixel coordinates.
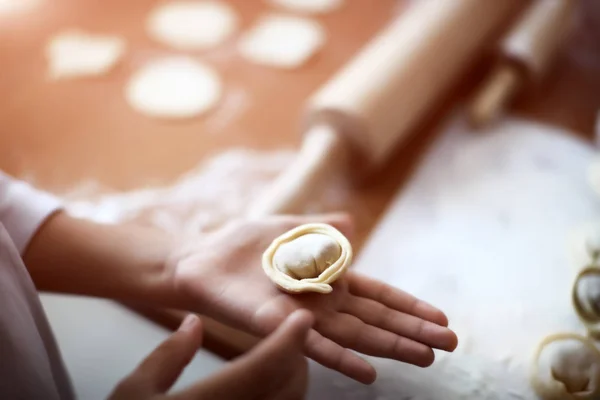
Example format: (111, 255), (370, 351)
(0, 171), (63, 254)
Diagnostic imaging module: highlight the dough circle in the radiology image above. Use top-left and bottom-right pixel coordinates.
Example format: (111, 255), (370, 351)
(125, 56), (221, 119)
(146, 0), (238, 50)
(238, 14), (326, 69)
(530, 333), (600, 400)
(45, 30), (126, 80)
(573, 267), (600, 338)
(262, 223), (352, 294)
(268, 0), (343, 14)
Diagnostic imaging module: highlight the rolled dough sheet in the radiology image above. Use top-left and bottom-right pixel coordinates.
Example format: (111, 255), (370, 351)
(307, 115), (600, 399)
(0, 0), (40, 14)
(238, 14), (325, 69)
(267, 0), (343, 14)
(146, 0), (238, 50)
(125, 56), (221, 119)
(45, 30), (126, 80)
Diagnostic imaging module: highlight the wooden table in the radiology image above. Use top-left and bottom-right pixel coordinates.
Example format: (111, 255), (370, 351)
(1, 0), (599, 359)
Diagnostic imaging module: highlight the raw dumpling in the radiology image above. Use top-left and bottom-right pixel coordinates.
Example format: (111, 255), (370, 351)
(262, 223), (352, 293)
(573, 267), (600, 337)
(530, 333), (600, 400)
(567, 222), (600, 271)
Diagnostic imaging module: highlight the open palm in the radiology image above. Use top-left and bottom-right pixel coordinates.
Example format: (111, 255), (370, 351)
(171, 214), (458, 384)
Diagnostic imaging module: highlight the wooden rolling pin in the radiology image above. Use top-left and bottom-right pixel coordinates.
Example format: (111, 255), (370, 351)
(469, 0), (577, 128)
(248, 0), (523, 216)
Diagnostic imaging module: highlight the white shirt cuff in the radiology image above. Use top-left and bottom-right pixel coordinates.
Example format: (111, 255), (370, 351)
(0, 172), (63, 254)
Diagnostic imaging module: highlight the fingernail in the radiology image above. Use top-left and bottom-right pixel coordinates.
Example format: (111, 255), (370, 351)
(179, 314), (199, 333)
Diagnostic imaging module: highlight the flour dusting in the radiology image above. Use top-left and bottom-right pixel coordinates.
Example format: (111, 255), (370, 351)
(63, 148), (353, 234)
(64, 149), (294, 234)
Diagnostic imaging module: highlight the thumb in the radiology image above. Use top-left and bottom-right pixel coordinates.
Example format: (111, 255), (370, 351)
(111, 314), (203, 398)
(241, 309), (313, 373)
(175, 310), (313, 400)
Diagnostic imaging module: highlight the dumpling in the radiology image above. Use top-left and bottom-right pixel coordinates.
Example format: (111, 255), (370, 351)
(573, 267), (600, 337)
(262, 223), (352, 294)
(567, 222), (600, 272)
(530, 333), (600, 400)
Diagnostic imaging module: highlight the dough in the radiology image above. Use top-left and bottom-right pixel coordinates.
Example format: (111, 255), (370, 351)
(146, 1), (238, 50)
(530, 333), (600, 400)
(45, 30), (126, 80)
(262, 223), (352, 293)
(267, 0), (343, 14)
(573, 267), (600, 337)
(568, 222), (600, 271)
(238, 14), (325, 69)
(125, 56), (221, 119)
(273, 233), (341, 279)
(0, 0), (40, 14)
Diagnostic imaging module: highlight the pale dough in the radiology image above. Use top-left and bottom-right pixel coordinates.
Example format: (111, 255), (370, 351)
(568, 222), (600, 271)
(573, 267), (600, 337)
(0, 0), (40, 14)
(146, 1), (238, 50)
(125, 56), (221, 119)
(45, 30), (126, 80)
(267, 0), (343, 14)
(530, 333), (600, 400)
(273, 233), (341, 279)
(262, 223), (352, 294)
(238, 14), (325, 69)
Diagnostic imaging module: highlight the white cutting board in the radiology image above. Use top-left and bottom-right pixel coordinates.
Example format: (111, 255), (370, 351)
(308, 114), (600, 399)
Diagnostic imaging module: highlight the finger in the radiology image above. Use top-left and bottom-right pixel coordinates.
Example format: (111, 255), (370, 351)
(347, 272), (449, 326)
(176, 310), (313, 399)
(305, 329), (376, 385)
(246, 309), (314, 365)
(344, 296), (458, 352)
(317, 312), (436, 368)
(132, 314), (203, 394)
(267, 368), (308, 400)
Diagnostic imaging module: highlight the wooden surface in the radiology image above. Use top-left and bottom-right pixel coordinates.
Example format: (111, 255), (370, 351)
(0, 0), (398, 192)
(1, 0), (599, 360)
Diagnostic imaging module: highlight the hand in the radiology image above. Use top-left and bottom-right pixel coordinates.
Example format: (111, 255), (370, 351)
(169, 214), (458, 384)
(109, 310), (313, 400)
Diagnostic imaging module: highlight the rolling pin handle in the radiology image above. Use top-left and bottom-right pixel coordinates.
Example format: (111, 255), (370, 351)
(246, 124), (348, 217)
(468, 63), (522, 129)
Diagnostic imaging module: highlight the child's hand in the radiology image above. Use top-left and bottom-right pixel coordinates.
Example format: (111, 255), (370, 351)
(109, 310), (312, 400)
(168, 214), (458, 384)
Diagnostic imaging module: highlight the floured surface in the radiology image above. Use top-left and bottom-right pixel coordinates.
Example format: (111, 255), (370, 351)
(63, 149), (293, 233)
(147, 0), (238, 50)
(239, 14), (325, 69)
(63, 148), (352, 233)
(588, 157), (600, 197)
(268, 0), (343, 14)
(125, 56), (221, 119)
(307, 116), (600, 399)
(45, 30), (126, 80)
